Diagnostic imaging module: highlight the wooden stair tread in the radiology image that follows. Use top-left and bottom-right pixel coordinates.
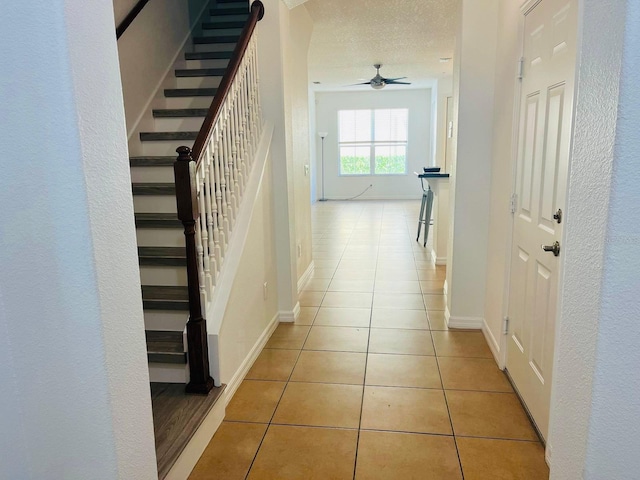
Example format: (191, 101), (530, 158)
(135, 213), (181, 229)
(130, 156), (175, 167)
(175, 68), (226, 77)
(138, 247), (186, 266)
(202, 20), (246, 29)
(164, 87), (218, 97)
(193, 35), (240, 44)
(152, 383), (226, 479)
(185, 51), (233, 60)
(152, 109), (209, 118)
(140, 131), (198, 142)
(132, 183), (176, 195)
(209, 7), (249, 15)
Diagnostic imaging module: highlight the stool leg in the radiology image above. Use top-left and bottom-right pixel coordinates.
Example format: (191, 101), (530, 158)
(417, 193), (426, 242)
(423, 188), (434, 247)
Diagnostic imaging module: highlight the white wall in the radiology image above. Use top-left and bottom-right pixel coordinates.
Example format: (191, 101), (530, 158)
(315, 89), (432, 200)
(482, 0), (522, 362)
(219, 154), (279, 383)
(446, 0), (499, 327)
(434, 76), (453, 169)
(549, 0), (640, 477)
(0, 0), (157, 477)
(116, 0), (209, 137)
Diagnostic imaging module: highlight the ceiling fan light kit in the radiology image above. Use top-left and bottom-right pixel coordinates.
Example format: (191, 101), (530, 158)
(351, 64), (412, 90)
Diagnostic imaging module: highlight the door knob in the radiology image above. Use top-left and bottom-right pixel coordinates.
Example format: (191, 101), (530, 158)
(542, 241), (561, 257)
(553, 209), (562, 224)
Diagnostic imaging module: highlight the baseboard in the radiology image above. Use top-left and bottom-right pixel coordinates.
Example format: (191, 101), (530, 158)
(545, 443), (552, 467)
(445, 307), (483, 329)
(482, 318), (504, 368)
(224, 312), (280, 406)
(297, 261), (315, 293)
(278, 302), (301, 323)
(164, 392), (226, 480)
(430, 249), (447, 266)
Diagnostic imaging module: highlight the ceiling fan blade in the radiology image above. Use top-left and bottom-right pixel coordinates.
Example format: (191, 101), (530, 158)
(384, 77), (408, 82)
(346, 81), (373, 86)
(386, 80), (412, 85)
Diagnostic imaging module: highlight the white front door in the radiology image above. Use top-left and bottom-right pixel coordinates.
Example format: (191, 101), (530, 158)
(506, 0), (577, 440)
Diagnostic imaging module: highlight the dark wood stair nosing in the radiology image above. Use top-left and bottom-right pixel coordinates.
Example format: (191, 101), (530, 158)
(139, 131), (199, 142)
(185, 51), (233, 60)
(202, 21), (246, 29)
(209, 7), (249, 15)
(132, 183), (176, 196)
(152, 109), (209, 118)
(130, 156), (175, 167)
(174, 68), (226, 78)
(135, 213), (182, 229)
(164, 88), (218, 97)
(193, 35), (240, 44)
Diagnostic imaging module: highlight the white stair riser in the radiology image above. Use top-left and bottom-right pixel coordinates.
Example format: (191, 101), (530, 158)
(140, 265), (188, 286)
(175, 75), (222, 89)
(163, 96), (214, 109)
(144, 310), (189, 332)
(154, 116), (206, 132)
(130, 165), (175, 183)
(137, 228), (185, 247)
(184, 58), (230, 70)
(148, 363), (187, 383)
(134, 195), (177, 214)
(141, 139), (194, 156)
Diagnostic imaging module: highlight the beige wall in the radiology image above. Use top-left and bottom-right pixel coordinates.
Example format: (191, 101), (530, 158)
(483, 0), (523, 361)
(281, 5), (314, 281)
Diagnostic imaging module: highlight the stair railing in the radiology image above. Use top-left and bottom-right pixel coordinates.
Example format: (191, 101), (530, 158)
(175, 0), (264, 394)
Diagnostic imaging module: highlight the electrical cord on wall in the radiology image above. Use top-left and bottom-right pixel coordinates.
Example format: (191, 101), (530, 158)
(324, 184), (373, 201)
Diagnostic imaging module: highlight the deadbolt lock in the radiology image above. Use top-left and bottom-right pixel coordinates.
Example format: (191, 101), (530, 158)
(542, 241), (561, 257)
(553, 209), (562, 224)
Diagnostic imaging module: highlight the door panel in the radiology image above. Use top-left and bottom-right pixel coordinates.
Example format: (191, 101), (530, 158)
(506, 0), (577, 441)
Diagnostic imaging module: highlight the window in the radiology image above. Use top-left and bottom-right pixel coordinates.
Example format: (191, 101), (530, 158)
(338, 108), (408, 175)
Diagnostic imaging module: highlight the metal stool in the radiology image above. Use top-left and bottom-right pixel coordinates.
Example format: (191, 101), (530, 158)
(416, 177), (434, 247)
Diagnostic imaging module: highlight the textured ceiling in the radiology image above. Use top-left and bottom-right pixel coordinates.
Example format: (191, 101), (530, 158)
(301, 0), (459, 91)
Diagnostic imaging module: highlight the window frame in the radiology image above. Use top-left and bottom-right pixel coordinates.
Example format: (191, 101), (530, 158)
(337, 108), (409, 176)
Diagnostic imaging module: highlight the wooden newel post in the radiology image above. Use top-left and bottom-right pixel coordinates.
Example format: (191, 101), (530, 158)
(175, 146), (214, 394)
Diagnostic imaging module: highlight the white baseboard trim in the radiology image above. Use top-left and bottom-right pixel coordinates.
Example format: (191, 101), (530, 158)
(164, 394), (226, 480)
(445, 307), (484, 329)
(224, 312), (280, 406)
(545, 444), (552, 467)
(278, 302), (301, 323)
(430, 249), (447, 266)
(297, 261), (315, 293)
(482, 318), (503, 368)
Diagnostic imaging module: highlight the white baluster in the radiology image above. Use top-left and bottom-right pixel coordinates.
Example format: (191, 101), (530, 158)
(203, 146), (218, 286)
(191, 163), (208, 308)
(207, 139), (222, 271)
(214, 126), (230, 245)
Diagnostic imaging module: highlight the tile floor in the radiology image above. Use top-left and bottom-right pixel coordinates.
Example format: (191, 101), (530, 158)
(190, 201), (549, 479)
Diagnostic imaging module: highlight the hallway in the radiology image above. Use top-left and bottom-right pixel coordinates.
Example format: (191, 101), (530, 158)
(190, 200), (549, 479)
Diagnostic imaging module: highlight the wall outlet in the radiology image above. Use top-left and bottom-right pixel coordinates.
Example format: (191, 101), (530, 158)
(297, 244), (302, 258)
(263, 282), (268, 300)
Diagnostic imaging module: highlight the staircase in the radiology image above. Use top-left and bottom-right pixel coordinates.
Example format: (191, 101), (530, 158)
(128, 0), (250, 383)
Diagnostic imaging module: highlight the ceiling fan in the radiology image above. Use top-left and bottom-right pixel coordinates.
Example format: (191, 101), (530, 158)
(352, 64), (411, 90)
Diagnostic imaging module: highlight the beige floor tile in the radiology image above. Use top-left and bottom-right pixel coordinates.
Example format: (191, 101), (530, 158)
(365, 354), (442, 389)
(291, 351), (366, 385)
(311, 268), (336, 279)
(328, 279), (375, 293)
(361, 386), (452, 435)
(265, 325), (311, 350)
(415, 260), (437, 270)
(304, 326), (369, 352)
(314, 307), (371, 327)
(272, 382), (363, 428)
(299, 290), (325, 307)
(246, 349), (299, 382)
(355, 431), (462, 480)
(375, 269), (419, 281)
(373, 293), (425, 310)
(376, 260), (416, 271)
(423, 294), (446, 311)
(339, 258), (378, 270)
(374, 280), (422, 294)
(371, 309), (429, 330)
(438, 357), (513, 392)
(457, 437), (549, 480)
(369, 328), (434, 356)
(189, 422), (267, 480)
(225, 380), (286, 423)
(295, 307), (318, 325)
(247, 425), (357, 480)
(332, 268), (376, 281)
(303, 278), (331, 292)
(322, 291), (373, 308)
(446, 391), (539, 441)
(432, 331), (493, 358)
(420, 280), (445, 294)
(428, 311), (448, 330)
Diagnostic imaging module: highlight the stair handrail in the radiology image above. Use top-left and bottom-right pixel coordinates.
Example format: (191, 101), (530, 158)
(174, 0), (265, 394)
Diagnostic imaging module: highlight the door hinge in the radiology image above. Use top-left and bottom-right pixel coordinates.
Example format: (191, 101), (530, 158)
(517, 57), (525, 80)
(503, 316), (510, 335)
(510, 193), (518, 214)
